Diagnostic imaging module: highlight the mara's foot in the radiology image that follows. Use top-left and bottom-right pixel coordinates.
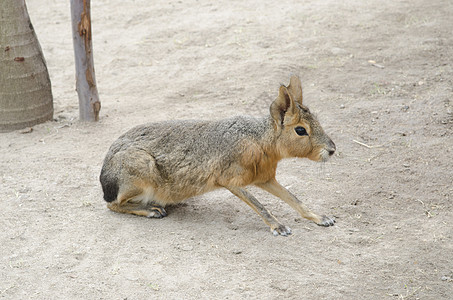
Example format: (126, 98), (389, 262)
(316, 215), (336, 227)
(271, 224), (292, 236)
(146, 206), (168, 218)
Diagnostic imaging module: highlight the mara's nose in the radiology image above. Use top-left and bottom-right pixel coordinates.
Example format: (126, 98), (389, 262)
(328, 140), (336, 156)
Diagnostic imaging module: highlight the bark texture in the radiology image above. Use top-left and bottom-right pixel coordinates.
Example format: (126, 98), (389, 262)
(0, 0), (53, 132)
(70, 0), (100, 121)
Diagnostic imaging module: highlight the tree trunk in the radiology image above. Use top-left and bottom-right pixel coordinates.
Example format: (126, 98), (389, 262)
(70, 0), (100, 122)
(0, 0), (53, 132)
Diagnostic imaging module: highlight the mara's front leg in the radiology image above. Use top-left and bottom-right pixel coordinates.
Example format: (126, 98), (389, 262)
(255, 178), (335, 226)
(226, 186), (292, 236)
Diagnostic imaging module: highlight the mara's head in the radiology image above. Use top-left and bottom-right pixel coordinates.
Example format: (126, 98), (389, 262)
(269, 76), (336, 162)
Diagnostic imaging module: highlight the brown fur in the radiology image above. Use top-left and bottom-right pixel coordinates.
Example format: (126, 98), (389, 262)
(100, 76), (336, 235)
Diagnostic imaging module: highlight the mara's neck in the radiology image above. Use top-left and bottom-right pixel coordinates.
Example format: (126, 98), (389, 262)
(257, 116), (283, 162)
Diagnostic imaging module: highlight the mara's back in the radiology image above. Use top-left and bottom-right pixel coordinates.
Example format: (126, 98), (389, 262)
(106, 115), (270, 167)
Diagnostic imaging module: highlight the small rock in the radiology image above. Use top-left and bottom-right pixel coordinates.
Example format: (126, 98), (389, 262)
(441, 272), (453, 282)
(19, 127), (33, 134)
(340, 104), (345, 109)
(126, 276), (139, 282)
(401, 105), (410, 112)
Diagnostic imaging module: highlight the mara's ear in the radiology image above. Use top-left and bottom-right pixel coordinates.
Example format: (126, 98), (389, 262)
(270, 85), (297, 126)
(287, 75), (303, 105)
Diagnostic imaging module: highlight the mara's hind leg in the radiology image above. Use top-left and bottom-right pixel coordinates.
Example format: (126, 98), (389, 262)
(107, 187), (167, 218)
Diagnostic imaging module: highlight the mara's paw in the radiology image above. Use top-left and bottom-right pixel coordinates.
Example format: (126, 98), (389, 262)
(316, 215), (336, 227)
(271, 224), (292, 236)
(146, 206), (168, 218)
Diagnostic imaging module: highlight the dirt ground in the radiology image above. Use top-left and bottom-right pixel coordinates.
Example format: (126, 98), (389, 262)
(1, 0), (452, 298)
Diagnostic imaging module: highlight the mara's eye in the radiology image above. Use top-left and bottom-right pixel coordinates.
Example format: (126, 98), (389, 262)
(295, 126), (308, 136)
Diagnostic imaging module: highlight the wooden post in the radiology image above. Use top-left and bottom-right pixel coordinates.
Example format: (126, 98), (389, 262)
(70, 0), (100, 121)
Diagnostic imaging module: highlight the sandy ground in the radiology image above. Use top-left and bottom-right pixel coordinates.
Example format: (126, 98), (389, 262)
(1, 0), (452, 298)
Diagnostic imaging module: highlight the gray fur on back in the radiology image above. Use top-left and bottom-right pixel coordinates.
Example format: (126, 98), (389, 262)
(108, 115), (271, 164)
